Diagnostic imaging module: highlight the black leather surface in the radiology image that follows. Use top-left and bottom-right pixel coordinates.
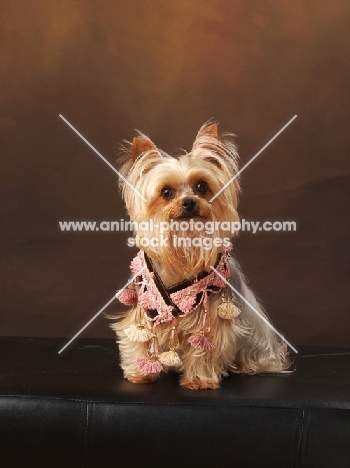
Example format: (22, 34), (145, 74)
(0, 337), (349, 467)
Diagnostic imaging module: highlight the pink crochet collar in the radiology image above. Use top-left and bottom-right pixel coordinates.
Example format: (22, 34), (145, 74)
(124, 243), (232, 328)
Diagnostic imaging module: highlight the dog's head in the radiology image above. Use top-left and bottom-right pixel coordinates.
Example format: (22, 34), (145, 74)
(118, 123), (240, 280)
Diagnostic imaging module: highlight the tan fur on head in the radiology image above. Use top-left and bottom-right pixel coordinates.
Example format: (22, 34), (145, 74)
(118, 123), (240, 285)
(112, 122), (291, 389)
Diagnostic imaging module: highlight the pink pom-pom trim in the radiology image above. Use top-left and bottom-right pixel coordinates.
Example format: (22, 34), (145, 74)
(116, 288), (138, 306)
(188, 334), (214, 351)
(136, 357), (163, 375)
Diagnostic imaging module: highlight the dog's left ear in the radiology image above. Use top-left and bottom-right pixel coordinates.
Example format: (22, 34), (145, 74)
(131, 136), (157, 162)
(192, 122), (239, 176)
(195, 122), (220, 141)
(192, 122), (224, 168)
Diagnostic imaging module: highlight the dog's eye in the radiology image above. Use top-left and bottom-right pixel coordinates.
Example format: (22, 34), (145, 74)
(195, 180), (208, 195)
(161, 186), (175, 200)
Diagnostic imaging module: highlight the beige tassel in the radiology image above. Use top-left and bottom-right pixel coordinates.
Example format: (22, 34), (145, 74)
(159, 326), (182, 367)
(124, 307), (154, 342)
(217, 292), (241, 319)
(159, 350), (182, 367)
(124, 323), (154, 342)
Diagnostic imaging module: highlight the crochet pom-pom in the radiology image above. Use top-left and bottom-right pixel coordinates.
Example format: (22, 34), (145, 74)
(159, 350), (182, 367)
(188, 334), (214, 351)
(116, 288), (138, 305)
(217, 302), (241, 320)
(124, 324), (154, 342)
(136, 357), (163, 375)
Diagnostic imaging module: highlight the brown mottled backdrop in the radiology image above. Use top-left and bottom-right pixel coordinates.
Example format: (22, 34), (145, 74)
(1, 0), (349, 346)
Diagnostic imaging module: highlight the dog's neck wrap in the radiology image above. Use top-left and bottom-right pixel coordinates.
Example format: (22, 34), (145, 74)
(117, 243), (236, 375)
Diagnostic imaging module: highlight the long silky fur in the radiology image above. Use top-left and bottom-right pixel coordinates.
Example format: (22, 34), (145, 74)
(111, 122), (291, 389)
(227, 257), (291, 374)
(111, 258), (290, 387)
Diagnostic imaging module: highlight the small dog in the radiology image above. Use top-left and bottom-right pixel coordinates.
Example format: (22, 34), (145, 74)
(111, 122), (290, 390)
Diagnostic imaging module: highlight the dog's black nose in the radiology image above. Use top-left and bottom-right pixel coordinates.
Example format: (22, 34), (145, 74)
(182, 198), (197, 212)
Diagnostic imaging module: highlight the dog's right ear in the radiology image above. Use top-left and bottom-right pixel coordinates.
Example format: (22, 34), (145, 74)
(131, 136), (157, 161)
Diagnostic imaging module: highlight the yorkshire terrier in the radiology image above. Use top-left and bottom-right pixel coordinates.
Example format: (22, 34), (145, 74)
(111, 122), (291, 390)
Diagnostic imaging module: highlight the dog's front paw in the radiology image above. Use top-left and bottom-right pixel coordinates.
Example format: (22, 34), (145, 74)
(180, 378), (220, 390)
(124, 372), (159, 384)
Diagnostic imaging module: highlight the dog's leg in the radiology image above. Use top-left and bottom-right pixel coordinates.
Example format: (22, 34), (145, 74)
(179, 308), (240, 390)
(111, 312), (160, 384)
(118, 332), (160, 383)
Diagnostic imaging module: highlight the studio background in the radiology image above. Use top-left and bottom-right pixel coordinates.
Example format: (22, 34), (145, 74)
(1, 0), (349, 347)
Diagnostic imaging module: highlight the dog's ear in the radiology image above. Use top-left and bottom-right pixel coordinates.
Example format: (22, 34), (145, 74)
(192, 122), (239, 175)
(131, 136), (157, 161)
(195, 122), (220, 141)
(192, 122), (223, 167)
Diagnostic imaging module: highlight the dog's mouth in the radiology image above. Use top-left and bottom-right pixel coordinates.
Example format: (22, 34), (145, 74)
(178, 212), (199, 219)
(175, 211), (207, 220)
